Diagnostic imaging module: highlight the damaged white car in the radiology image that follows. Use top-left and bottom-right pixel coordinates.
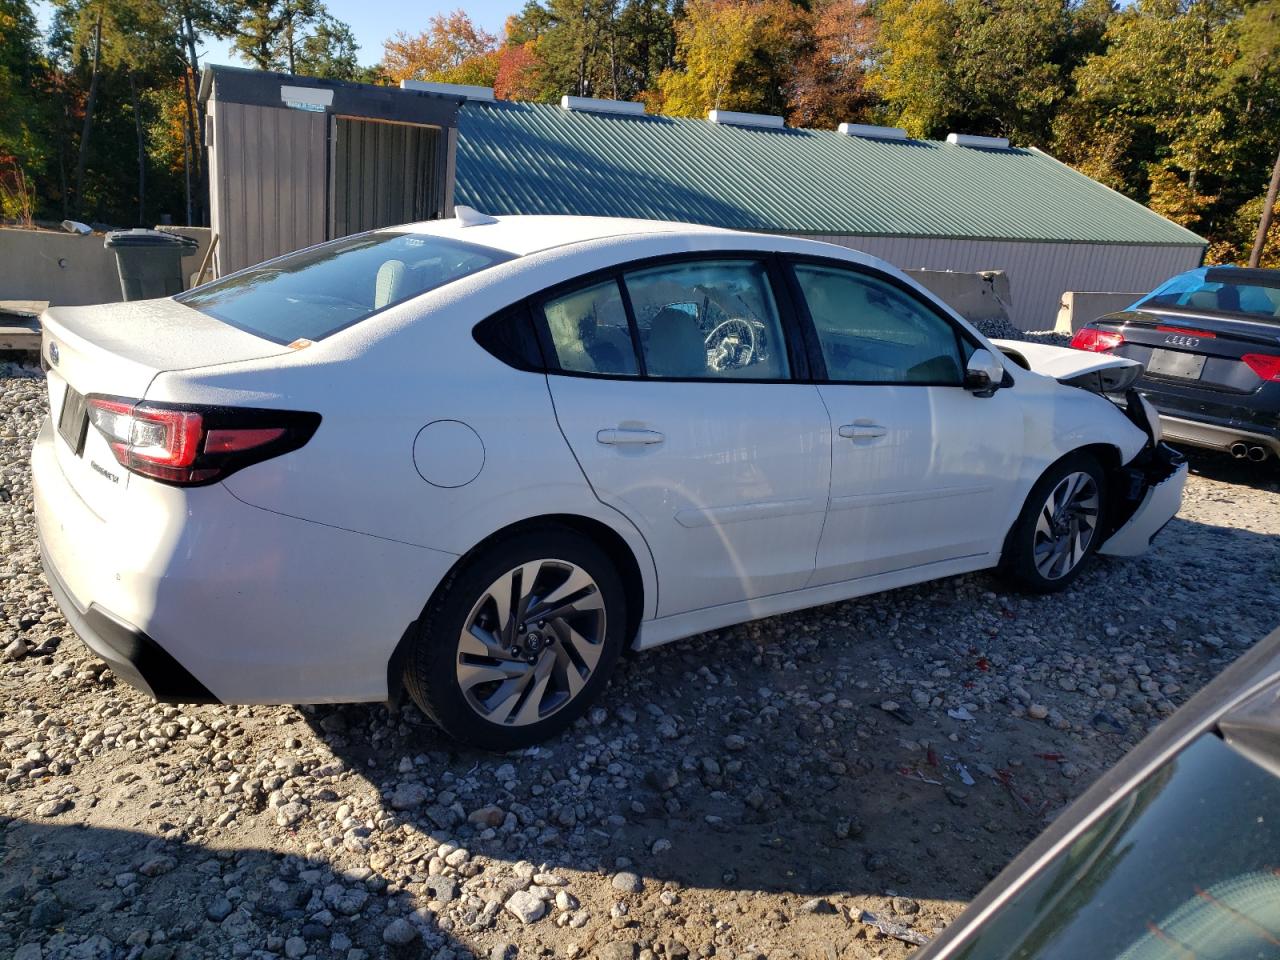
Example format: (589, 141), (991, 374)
(33, 214), (1186, 748)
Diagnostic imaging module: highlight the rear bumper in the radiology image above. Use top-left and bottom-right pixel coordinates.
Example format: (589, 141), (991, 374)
(39, 540), (218, 703)
(32, 416), (459, 704)
(1158, 414), (1280, 456)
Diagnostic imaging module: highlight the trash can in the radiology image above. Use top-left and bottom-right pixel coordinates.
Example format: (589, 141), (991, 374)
(103, 229), (199, 301)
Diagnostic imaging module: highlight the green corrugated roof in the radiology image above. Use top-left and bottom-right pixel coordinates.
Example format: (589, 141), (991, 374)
(454, 101), (1204, 247)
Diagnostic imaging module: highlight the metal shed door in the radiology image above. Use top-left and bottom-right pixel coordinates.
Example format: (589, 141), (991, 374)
(331, 117), (442, 238)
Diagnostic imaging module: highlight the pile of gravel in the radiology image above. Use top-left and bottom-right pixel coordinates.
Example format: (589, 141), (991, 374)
(2, 363), (1278, 960)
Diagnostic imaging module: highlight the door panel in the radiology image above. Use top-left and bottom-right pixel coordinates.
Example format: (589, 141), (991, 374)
(787, 259), (1023, 584)
(813, 384), (1021, 584)
(549, 378), (830, 616)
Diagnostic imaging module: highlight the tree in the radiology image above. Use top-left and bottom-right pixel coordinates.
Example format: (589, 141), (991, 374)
(870, 0), (1101, 143)
(494, 40), (544, 100)
(656, 0), (806, 116)
(1052, 0), (1279, 258)
(0, 0), (46, 222)
(231, 0), (358, 77)
(380, 11), (501, 86)
(786, 0), (878, 128)
(294, 12), (360, 79)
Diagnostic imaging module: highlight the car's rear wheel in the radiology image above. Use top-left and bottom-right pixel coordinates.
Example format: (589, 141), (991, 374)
(404, 527), (627, 750)
(1002, 452), (1107, 593)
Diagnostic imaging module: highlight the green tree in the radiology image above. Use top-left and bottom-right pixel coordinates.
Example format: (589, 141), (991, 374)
(0, 0), (48, 220)
(656, 0), (807, 116)
(871, 0), (1107, 143)
(1053, 0), (1279, 257)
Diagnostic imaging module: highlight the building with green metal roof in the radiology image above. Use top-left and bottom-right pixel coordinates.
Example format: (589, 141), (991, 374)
(200, 67), (1205, 331)
(450, 97), (1204, 331)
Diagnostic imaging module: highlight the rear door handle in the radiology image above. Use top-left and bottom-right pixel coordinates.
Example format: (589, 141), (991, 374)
(838, 423), (888, 440)
(597, 428), (666, 446)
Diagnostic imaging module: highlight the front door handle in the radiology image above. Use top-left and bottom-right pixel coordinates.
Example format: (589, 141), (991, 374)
(838, 423), (888, 440)
(597, 428), (666, 446)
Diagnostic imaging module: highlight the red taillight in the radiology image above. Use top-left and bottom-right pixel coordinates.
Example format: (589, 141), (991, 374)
(86, 397), (319, 486)
(1071, 328), (1125, 353)
(1242, 354), (1280, 382)
(1156, 325), (1216, 339)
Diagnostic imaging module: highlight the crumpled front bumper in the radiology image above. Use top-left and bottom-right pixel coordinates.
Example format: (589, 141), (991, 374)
(1098, 444), (1188, 557)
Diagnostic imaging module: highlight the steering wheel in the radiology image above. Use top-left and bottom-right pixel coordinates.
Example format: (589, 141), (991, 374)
(705, 318), (758, 372)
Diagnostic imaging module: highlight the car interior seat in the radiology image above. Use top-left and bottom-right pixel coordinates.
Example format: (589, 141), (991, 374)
(374, 260), (409, 309)
(647, 307), (707, 377)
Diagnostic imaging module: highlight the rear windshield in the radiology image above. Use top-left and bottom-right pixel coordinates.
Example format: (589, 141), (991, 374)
(177, 232), (514, 343)
(1132, 267), (1280, 322)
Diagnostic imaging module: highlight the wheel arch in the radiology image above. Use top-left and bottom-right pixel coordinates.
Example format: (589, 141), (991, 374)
(999, 443), (1124, 566)
(385, 512), (649, 704)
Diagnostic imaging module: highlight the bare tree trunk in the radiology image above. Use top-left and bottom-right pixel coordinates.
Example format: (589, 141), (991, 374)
(73, 11), (104, 219)
(183, 15), (208, 225)
(182, 67), (195, 227)
(1249, 143), (1280, 268)
(129, 70), (146, 225)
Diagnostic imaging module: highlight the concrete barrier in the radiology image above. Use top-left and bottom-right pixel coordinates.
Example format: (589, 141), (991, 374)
(1054, 291), (1145, 334)
(0, 225), (212, 306)
(905, 269), (1013, 323)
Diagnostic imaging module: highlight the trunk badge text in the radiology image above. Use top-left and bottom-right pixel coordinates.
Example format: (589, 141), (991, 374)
(1163, 334), (1200, 348)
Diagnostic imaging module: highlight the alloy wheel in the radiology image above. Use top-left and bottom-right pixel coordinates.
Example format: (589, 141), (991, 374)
(456, 559), (606, 726)
(1032, 471), (1101, 580)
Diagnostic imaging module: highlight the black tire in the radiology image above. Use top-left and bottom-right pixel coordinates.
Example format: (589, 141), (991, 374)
(1000, 452), (1108, 594)
(403, 526), (628, 750)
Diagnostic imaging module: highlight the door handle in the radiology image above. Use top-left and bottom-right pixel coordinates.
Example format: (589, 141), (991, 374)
(838, 423), (888, 440)
(597, 428), (666, 446)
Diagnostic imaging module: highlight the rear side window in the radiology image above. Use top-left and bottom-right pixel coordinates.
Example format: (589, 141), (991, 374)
(794, 264), (963, 384)
(178, 232), (513, 344)
(541, 280), (639, 376)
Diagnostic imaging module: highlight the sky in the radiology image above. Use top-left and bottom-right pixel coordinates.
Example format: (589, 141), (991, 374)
(32, 0), (516, 69)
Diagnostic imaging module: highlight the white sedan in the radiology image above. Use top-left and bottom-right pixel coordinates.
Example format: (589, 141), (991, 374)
(33, 212), (1186, 749)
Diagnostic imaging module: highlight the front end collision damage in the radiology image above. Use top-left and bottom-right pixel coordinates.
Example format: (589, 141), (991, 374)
(1097, 389), (1187, 556)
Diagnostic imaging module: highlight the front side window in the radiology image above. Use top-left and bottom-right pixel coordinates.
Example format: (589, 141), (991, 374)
(624, 260), (790, 380)
(178, 232), (513, 344)
(541, 279), (639, 376)
(794, 263), (963, 385)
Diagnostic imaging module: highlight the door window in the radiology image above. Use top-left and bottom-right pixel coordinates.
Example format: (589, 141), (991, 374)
(623, 260), (790, 380)
(541, 279), (639, 376)
(794, 263), (963, 384)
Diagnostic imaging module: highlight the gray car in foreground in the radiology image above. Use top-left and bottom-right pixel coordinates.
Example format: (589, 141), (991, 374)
(917, 624), (1280, 960)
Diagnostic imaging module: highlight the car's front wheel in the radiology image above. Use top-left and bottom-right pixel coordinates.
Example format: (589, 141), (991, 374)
(1002, 452), (1107, 593)
(403, 527), (628, 750)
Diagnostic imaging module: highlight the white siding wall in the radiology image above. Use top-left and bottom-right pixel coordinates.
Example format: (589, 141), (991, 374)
(792, 234), (1203, 331)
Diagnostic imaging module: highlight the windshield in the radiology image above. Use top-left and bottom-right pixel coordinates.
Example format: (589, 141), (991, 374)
(177, 232), (514, 344)
(949, 732), (1280, 960)
(1131, 267), (1280, 322)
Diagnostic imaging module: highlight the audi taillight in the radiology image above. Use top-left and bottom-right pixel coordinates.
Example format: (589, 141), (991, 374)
(1242, 354), (1280, 382)
(1071, 328), (1125, 353)
(86, 397), (320, 486)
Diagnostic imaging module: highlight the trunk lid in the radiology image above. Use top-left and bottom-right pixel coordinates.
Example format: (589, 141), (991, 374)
(40, 299), (291, 516)
(1093, 309), (1280, 396)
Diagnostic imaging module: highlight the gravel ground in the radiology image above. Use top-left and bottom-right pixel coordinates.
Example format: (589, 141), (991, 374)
(3, 357), (1279, 960)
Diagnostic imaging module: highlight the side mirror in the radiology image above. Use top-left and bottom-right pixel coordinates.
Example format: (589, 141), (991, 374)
(964, 348), (1005, 397)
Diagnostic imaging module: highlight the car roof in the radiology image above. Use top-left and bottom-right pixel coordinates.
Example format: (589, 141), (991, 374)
(393, 212), (735, 257)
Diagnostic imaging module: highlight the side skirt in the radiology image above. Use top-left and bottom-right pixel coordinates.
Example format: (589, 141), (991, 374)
(633, 552), (995, 651)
